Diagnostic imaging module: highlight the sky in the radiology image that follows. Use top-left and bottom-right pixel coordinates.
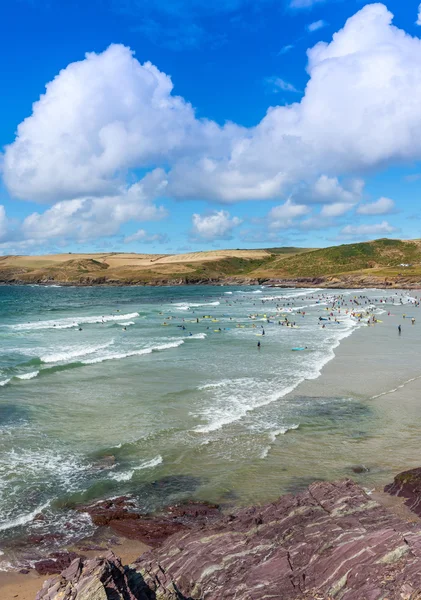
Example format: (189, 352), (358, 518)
(2, 0), (421, 254)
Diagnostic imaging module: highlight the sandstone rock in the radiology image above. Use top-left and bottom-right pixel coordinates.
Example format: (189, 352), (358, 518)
(136, 479), (421, 599)
(38, 479), (421, 599)
(35, 551), (150, 600)
(385, 467), (421, 517)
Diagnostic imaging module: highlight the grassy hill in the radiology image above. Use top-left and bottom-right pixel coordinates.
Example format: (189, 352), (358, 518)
(2, 239), (421, 287)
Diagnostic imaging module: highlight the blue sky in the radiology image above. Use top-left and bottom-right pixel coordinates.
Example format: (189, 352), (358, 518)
(1, 0), (421, 254)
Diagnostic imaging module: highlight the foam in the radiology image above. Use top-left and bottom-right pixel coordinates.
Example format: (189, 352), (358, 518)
(0, 501), (50, 532)
(173, 301), (220, 311)
(187, 333), (207, 340)
(40, 341), (114, 363)
(11, 312), (139, 331)
(0, 379), (11, 387)
(82, 340), (184, 365)
(110, 455), (162, 482)
(15, 371), (39, 380)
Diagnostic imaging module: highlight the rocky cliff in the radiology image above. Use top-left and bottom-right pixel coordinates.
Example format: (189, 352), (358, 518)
(36, 476), (421, 600)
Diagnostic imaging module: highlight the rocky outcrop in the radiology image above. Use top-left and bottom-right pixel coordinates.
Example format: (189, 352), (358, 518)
(37, 479), (421, 599)
(385, 467), (421, 517)
(35, 551), (151, 600)
(77, 497), (221, 546)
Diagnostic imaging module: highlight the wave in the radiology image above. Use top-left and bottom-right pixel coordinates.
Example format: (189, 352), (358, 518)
(11, 312), (139, 331)
(0, 378), (11, 387)
(15, 371), (39, 380)
(40, 341), (114, 364)
(173, 301), (220, 311)
(0, 501), (51, 532)
(83, 341), (184, 365)
(187, 333), (207, 340)
(120, 321), (135, 326)
(110, 455), (163, 482)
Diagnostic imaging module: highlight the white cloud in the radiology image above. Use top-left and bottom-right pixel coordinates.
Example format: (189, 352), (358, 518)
(265, 76), (300, 93)
(4, 4), (421, 243)
(341, 221), (398, 237)
(124, 229), (167, 244)
(320, 202), (355, 217)
(3, 44), (239, 204)
(417, 3), (421, 26)
(357, 197), (395, 215)
(191, 210), (242, 240)
(293, 176), (364, 205)
(21, 170), (167, 243)
(0, 206), (8, 241)
(307, 20), (327, 32)
(167, 4), (421, 203)
(268, 199), (310, 229)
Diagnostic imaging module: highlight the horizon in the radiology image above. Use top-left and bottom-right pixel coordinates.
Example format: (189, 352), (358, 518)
(2, 1), (421, 254)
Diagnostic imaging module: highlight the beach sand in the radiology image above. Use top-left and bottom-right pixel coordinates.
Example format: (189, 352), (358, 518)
(0, 537), (149, 600)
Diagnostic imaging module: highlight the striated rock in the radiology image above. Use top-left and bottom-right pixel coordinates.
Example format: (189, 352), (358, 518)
(35, 551), (151, 600)
(38, 479), (421, 599)
(385, 467), (421, 516)
(136, 480), (421, 599)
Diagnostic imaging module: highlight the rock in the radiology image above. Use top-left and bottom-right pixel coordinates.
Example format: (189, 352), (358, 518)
(78, 496), (221, 546)
(38, 479), (421, 599)
(35, 551), (150, 600)
(385, 467), (421, 516)
(351, 465), (370, 474)
(34, 551), (83, 575)
(135, 479), (421, 599)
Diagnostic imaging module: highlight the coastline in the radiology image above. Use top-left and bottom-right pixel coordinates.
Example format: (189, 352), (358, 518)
(2, 279), (421, 289)
(2, 286), (421, 597)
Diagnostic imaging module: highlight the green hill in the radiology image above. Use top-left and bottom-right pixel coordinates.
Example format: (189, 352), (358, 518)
(252, 239), (421, 278)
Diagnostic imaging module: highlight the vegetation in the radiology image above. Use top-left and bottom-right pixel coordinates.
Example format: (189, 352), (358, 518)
(2, 239), (421, 286)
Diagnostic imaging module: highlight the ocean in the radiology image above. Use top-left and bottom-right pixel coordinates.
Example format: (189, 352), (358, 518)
(0, 284), (418, 566)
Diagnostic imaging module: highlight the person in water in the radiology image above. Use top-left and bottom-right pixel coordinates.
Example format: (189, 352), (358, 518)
(398, 324), (402, 335)
(257, 341), (261, 349)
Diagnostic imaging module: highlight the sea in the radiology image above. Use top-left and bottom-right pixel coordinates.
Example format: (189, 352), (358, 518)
(0, 284), (419, 567)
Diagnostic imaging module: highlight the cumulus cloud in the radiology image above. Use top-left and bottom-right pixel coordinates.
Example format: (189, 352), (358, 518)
(307, 20), (326, 32)
(417, 3), (421, 26)
(167, 4), (421, 202)
(124, 229), (168, 244)
(4, 3), (421, 243)
(320, 202), (355, 218)
(357, 197), (395, 215)
(191, 210), (242, 240)
(3, 44), (238, 204)
(341, 221), (398, 237)
(292, 176), (364, 205)
(268, 199), (310, 229)
(0, 206), (9, 242)
(21, 170), (167, 243)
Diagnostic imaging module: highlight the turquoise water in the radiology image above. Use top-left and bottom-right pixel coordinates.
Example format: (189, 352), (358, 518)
(0, 284), (416, 564)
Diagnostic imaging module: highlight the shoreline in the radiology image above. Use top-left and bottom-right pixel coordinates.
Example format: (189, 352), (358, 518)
(2, 280), (421, 289)
(2, 287), (421, 596)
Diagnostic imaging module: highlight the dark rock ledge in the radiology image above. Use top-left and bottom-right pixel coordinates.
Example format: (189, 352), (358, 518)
(36, 478), (421, 600)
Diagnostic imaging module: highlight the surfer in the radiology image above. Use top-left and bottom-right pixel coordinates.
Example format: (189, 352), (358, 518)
(257, 341), (261, 350)
(398, 324), (402, 335)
